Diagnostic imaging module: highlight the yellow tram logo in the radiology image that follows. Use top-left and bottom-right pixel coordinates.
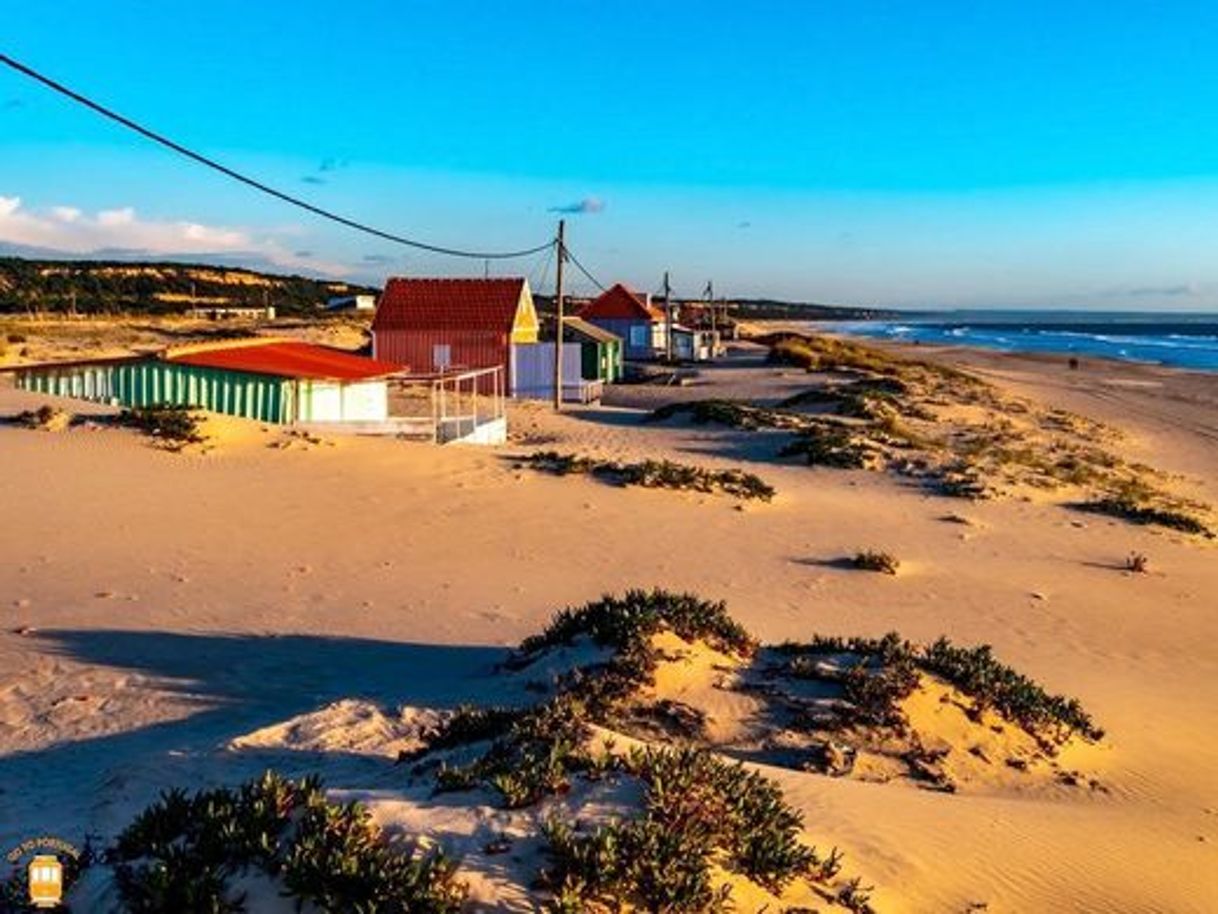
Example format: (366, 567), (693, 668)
(6, 836), (79, 910)
(27, 854), (64, 908)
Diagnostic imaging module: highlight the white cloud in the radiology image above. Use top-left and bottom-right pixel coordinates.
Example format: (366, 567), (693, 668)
(97, 207), (135, 227)
(0, 195), (348, 275)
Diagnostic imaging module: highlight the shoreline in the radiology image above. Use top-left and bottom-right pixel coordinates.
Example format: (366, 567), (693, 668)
(747, 319), (1218, 499)
(750, 317), (1218, 376)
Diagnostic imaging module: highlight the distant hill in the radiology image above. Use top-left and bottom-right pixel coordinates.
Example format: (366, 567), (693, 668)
(729, 298), (907, 321)
(533, 294), (905, 323)
(0, 257), (378, 317)
(0, 256), (907, 323)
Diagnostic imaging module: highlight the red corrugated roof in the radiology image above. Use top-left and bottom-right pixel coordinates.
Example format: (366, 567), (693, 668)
(578, 283), (664, 321)
(372, 277), (527, 331)
(167, 340), (404, 381)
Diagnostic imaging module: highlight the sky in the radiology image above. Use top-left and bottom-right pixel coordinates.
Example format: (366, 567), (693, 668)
(4, 1), (1218, 309)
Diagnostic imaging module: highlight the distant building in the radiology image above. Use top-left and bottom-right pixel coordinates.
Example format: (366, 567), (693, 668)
(671, 325), (716, 362)
(563, 316), (623, 383)
(577, 283), (666, 359)
(371, 277), (540, 389)
(325, 294), (376, 312)
(188, 305), (276, 320)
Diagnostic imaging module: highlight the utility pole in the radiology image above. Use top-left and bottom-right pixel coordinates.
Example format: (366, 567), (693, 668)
(705, 280), (716, 351)
(663, 271), (673, 362)
(553, 219), (566, 410)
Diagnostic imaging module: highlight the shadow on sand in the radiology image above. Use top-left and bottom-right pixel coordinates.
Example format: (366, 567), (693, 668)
(0, 629), (511, 845)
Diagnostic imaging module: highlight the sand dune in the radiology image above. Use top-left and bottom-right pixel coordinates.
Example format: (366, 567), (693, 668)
(1, 339), (1216, 911)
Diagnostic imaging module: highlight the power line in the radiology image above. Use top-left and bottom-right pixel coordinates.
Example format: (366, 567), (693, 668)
(527, 242), (555, 292)
(534, 243), (556, 294)
(0, 52), (554, 260)
(562, 244), (606, 293)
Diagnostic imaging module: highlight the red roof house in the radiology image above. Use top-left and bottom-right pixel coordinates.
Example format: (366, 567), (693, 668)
(578, 283), (666, 358)
(372, 278), (539, 377)
(166, 339), (403, 381)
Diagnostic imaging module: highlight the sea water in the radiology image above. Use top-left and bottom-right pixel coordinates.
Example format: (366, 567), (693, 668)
(829, 311), (1218, 372)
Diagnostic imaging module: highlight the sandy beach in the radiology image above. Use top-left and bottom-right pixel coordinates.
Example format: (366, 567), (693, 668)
(2, 327), (1216, 912)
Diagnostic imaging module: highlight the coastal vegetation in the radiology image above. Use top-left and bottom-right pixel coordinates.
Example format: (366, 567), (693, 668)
(521, 450), (776, 501)
(118, 405), (208, 451)
(0, 256), (374, 317)
(10, 402), (211, 451)
(6, 589), (1111, 911)
(1079, 480), (1211, 536)
(851, 550), (901, 574)
(648, 332), (1213, 536)
(12, 403), (70, 431)
(410, 590), (1103, 905)
(110, 772), (465, 913)
(541, 747), (822, 912)
(1125, 551), (1150, 573)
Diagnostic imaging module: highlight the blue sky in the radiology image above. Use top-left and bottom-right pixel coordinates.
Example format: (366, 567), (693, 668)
(4, 1), (1218, 308)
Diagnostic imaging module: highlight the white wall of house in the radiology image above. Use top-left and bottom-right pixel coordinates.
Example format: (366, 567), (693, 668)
(340, 380), (389, 421)
(509, 342), (584, 398)
(296, 380), (388, 422)
(651, 322), (668, 352)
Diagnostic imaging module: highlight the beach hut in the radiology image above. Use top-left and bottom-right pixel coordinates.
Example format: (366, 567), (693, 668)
(14, 339), (404, 424)
(563, 316), (623, 383)
(671, 325), (716, 362)
(371, 277), (539, 377)
(507, 341), (596, 402)
(577, 283), (666, 359)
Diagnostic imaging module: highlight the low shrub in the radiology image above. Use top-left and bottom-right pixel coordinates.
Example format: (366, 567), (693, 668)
(779, 424), (875, 468)
(837, 876), (876, 912)
(918, 639), (1103, 742)
(1079, 493), (1210, 537)
(13, 404), (70, 431)
(1125, 551), (1150, 574)
(431, 592), (758, 809)
(851, 550), (900, 575)
(779, 378), (921, 422)
(524, 451), (776, 501)
(111, 771), (465, 913)
(934, 463), (992, 499)
(648, 399), (808, 431)
(118, 405), (206, 450)
(431, 692), (599, 808)
(775, 631), (1102, 743)
(541, 746), (821, 911)
(404, 704), (520, 760)
(841, 656), (919, 725)
(516, 589), (756, 660)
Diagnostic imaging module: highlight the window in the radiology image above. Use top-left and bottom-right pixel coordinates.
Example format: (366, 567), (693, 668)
(629, 326), (648, 347)
(433, 343), (452, 370)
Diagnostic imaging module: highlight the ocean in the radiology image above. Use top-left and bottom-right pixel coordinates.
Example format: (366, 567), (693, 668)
(828, 311), (1218, 372)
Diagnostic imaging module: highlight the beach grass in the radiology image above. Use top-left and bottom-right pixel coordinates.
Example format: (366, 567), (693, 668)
(521, 451), (776, 501)
(647, 332), (1214, 533)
